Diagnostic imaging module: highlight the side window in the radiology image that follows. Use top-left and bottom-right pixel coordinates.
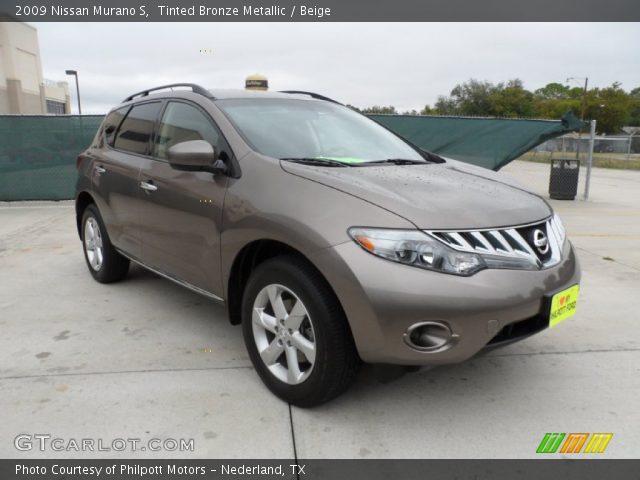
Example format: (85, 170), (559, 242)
(114, 102), (162, 155)
(102, 106), (129, 147)
(155, 102), (220, 160)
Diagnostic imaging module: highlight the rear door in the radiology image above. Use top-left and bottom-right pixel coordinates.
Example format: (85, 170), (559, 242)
(137, 100), (230, 297)
(91, 102), (161, 257)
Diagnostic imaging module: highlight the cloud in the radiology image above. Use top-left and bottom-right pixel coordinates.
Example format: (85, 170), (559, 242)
(34, 22), (640, 114)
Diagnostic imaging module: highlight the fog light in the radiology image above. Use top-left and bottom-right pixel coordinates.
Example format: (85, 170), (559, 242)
(404, 322), (457, 352)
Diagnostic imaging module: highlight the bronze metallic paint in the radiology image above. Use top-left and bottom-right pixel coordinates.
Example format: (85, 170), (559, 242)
(76, 89), (581, 367)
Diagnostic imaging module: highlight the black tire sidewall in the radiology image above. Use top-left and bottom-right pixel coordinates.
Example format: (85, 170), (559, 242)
(241, 258), (352, 406)
(81, 205), (127, 283)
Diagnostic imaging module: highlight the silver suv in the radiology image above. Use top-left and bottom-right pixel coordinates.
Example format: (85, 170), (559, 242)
(75, 84), (581, 406)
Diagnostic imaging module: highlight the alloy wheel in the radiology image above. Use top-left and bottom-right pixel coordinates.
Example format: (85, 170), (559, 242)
(251, 284), (316, 385)
(84, 217), (104, 271)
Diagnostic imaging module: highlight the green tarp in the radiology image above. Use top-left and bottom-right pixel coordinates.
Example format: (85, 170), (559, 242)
(0, 115), (103, 201)
(0, 112), (585, 201)
(369, 112), (585, 171)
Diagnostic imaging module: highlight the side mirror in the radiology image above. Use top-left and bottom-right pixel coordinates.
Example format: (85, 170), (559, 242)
(167, 140), (226, 174)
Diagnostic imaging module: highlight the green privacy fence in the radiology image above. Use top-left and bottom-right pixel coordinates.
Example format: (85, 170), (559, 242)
(0, 112), (584, 201)
(0, 115), (103, 201)
(370, 112), (585, 171)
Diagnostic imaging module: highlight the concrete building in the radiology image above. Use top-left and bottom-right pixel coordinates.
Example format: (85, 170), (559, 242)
(0, 22), (71, 114)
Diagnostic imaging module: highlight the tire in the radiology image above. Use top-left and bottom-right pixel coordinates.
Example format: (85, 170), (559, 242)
(81, 204), (129, 283)
(241, 255), (360, 407)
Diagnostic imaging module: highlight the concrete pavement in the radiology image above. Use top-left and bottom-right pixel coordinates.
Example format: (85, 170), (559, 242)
(0, 161), (638, 458)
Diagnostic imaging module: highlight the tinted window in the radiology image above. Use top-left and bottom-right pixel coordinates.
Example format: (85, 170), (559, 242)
(155, 102), (220, 160)
(114, 102), (161, 155)
(103, 106), (129, 147)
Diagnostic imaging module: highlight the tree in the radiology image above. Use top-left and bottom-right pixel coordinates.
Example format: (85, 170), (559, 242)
(353, 80), (638, 130)
(489, 79), (535, 117)
(627, 87), (640, 127)
(360, 105), (397, 114)
(420, 105), (437, 115)
(433, 96), (458, 115)
(435, 78), (535, 117)
(533, 82), (584, 119)
(448, 79), (498, 116)
(585, 83), (633, 134)
(534, 82), (571, 100)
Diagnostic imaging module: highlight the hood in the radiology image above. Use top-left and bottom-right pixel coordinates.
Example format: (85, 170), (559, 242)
(280, 158), (551, 230)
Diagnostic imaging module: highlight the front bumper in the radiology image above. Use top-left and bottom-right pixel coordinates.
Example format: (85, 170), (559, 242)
(311, 239), (581, 365)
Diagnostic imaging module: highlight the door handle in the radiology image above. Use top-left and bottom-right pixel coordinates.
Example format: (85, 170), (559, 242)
(95, 166), (106, 175)
(140, 181), (158, 192)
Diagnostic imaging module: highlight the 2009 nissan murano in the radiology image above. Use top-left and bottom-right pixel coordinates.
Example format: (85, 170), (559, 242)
(75, 84), (580, 406)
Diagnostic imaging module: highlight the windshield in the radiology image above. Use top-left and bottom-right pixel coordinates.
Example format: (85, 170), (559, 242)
(216, 98), (425, 164)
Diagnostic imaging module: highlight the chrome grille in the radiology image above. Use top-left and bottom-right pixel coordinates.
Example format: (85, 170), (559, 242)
(425, 216), (565, 269)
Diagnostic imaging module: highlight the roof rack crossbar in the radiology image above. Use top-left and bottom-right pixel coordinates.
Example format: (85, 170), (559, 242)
(279, 90), (342, 105)
(123, 83), (212, 102)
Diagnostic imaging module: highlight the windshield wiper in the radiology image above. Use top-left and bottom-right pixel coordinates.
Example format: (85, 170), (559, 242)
(281, 157), (350, 167)
(359, 158), (426, 166)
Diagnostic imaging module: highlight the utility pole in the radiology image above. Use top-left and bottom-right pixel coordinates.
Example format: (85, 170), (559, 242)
(567, 77), (588, 160)
(580, 77), (588, 125)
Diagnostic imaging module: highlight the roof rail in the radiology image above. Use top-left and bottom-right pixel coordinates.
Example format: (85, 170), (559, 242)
(123, 83), (213, 102)
(279, 90), (342, 105)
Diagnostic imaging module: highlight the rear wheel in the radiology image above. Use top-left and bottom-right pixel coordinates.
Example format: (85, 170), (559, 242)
(81, 205), (129, 283)
(241, 256), (360, 407)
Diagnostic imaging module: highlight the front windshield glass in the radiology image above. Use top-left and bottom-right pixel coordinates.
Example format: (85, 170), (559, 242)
(216, 98), (425, 164)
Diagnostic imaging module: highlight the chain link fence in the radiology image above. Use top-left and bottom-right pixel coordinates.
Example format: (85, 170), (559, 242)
(521, 133), (640, 170)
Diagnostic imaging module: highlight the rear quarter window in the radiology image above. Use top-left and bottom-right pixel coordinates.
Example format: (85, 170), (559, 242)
(114, 102), (162, 155)
(102, 106), (129, 147)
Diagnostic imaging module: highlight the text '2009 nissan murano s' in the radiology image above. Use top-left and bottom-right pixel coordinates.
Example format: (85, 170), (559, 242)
(75, 84), (580, 406)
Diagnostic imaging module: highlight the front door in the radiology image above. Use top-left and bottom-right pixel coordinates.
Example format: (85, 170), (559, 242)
(137, 100), (229, 297)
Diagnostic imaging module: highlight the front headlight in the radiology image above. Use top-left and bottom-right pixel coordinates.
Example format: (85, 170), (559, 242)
(348, 228), (486, 276)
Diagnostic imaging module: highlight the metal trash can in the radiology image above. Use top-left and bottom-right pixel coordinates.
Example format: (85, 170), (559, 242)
(549, 159), (580, 200)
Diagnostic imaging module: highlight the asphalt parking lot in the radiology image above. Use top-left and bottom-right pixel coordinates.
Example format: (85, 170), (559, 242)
(1, 160), (639, 459)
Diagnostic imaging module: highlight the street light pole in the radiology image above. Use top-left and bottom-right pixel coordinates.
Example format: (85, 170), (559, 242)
(65, 70), (82, 114)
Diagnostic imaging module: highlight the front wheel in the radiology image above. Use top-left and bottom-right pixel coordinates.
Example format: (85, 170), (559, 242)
(241, 256), (360, 407)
